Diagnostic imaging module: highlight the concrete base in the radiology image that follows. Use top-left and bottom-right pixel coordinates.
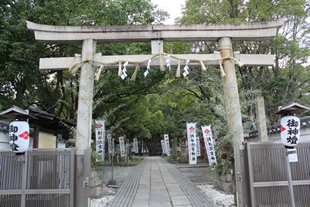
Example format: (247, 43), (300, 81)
(90, 170), (105, 197)
(108, 179), (118, 186)
(213, 178), (233, 194)
(75, 152), (91, 207)
(178, 155), (188, 163)
(90, 185), (106, 197)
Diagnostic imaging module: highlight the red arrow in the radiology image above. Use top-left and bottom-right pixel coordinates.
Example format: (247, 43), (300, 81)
(281, 125), (286, 132)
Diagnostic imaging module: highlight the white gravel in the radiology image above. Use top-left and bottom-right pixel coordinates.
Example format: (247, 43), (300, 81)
(91, 196), (114, 207)
(91, 184), (234, 207)
(197, 184), (234, 206)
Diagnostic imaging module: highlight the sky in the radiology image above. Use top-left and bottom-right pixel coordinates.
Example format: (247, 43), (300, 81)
(151, 0), (186, 24)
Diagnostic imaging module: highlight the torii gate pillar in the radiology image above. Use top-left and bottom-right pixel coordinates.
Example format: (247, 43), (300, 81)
(219, 37), (244, 145)
(76, 39), (96, 150)
(75, 39), (96, 207)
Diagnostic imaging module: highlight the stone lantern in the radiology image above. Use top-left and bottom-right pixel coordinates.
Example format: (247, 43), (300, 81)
(178, 137), (187, 162)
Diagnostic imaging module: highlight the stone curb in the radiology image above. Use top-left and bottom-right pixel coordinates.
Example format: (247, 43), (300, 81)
(107, 160), (146, 207)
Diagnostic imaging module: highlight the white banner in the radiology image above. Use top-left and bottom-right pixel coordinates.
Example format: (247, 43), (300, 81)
(107, 134), (112, 154)
(201, 125), (217, 165)
(112, 138), (115, 155)
(136, 139), (139, 153)
(134, 138), (139, 153)
(119, 136), (125, 157)
(133, 138), (136, 153)
(95, 120), (105, 161)
(161, 140), (165, 154)
(196, 136), (201, 156)
(187, 123), (197, 164)
(164, 134), (171, 156)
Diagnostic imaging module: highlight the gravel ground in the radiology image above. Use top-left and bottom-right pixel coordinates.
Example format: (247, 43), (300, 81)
(92, 161), (235, 207)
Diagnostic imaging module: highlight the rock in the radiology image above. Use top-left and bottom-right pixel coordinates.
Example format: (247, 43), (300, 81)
(91, 176), (103, 188)
(213, 179), (233, 194)
(91, 185), (106, 197)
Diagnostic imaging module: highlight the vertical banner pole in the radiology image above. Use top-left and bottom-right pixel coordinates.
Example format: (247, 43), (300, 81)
(112, 154), (114, 180)
(102, 122), (106, 181)
(20, 151), (28, 207)
(284, 148), (296, 207)
(112, 138), (115, 180)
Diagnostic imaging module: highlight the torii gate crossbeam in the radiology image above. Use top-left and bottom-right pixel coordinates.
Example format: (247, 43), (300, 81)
(27, 19), (284, 207)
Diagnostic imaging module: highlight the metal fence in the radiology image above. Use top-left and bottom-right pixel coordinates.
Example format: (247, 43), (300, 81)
(0, 148), (75, 207)
(235, 141), (310, 206)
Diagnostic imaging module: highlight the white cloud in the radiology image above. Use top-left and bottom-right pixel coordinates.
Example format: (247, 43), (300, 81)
(151, 0), (185, 24)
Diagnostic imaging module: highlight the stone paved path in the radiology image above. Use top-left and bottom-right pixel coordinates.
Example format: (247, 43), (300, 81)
(107, 157), (215, 207)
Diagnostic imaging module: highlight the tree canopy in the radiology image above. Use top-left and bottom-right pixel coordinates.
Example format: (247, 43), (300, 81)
(178, 0), (310, 124)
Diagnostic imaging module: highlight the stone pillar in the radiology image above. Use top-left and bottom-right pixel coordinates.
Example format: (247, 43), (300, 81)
(219, 37), (244, 146)
(76, 39), (96, 150)
(256, 96), (268, 142)
(75, 39), (96, 207)
(172, 138), (178, 160)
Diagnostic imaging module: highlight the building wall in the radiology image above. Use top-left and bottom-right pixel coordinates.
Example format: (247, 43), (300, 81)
(38, 132), (56, 148)
(0, 131), (10, 149)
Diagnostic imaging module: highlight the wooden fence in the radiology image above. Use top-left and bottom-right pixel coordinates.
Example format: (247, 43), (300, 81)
(235, 141), (310, 206)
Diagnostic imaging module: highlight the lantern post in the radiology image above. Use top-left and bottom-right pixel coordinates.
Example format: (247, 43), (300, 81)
(276, 102), (310, 207)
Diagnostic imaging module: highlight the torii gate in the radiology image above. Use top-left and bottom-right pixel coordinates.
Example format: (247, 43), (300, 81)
(27, 19), (283, 206)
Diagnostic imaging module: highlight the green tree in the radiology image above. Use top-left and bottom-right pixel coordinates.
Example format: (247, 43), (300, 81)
(0, 0), (168, 117)
(178, 0), (310, 120)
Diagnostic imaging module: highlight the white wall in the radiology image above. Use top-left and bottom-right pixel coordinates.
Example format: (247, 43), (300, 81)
(0, 131), (10, 149)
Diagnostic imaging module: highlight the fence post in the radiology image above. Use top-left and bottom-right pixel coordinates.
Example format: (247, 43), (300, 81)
(234, 144), (251, 206)
(70, 148), (75, 207)
(75, 149), (91, 207)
